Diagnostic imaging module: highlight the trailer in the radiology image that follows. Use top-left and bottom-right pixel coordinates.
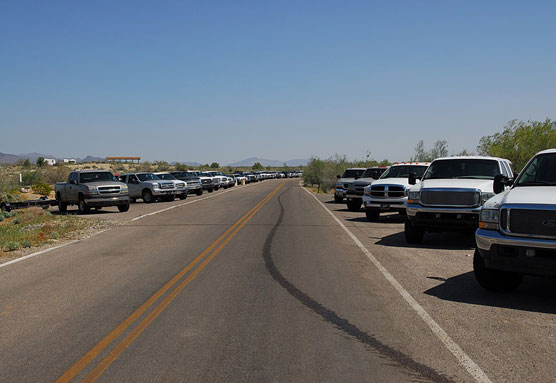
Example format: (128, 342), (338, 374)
(0, 197), (57, 213)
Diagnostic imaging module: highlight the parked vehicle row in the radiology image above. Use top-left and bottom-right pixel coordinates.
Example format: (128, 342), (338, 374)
(334, 151), (556, 292)
(54, 168), (272, 213)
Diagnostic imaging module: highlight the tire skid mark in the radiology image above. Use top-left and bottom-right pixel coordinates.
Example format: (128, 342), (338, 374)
(263, 186), (454, 383)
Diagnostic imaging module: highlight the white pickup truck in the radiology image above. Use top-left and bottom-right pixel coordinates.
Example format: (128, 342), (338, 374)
(362, 162), (429, 221)
(405, 156), (514, 243)
(474, 149), (556, 291)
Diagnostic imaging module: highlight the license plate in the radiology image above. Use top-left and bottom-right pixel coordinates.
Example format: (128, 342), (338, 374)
(381, 204), (390, 209)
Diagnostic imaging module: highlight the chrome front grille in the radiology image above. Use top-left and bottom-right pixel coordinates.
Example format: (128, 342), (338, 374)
(420, 189), (480, 207)
(160, 182), (174, 189)
(98, 186), (120, 194)
(370, 185), (405, 198)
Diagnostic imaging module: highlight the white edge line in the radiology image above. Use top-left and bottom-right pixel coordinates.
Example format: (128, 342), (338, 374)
(302, 187), (492, 383)
(0, 183), (258, 269)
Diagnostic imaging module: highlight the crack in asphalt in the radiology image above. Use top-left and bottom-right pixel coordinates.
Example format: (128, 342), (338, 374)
(262, 186), (454, 383)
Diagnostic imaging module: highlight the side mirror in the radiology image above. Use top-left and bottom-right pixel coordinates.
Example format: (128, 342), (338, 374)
(408, 172), (417, 185)
(69, 179), (77, 185)
(493, 174), (508, 194)
(336, 175), (341, 179)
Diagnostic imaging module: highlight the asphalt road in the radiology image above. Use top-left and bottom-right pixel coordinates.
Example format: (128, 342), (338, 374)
(1, 179), (555, 382)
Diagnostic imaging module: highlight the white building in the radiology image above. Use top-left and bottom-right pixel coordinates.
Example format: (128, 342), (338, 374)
(63, 158), (77, 164)
(44, 158), (56, 166)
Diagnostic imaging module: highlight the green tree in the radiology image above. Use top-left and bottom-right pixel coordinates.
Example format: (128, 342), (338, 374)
(154, 160), (170, 171)
(252, 162), (264, 170)
(21, 159), (31, 168)
(36, 157), (45, 167)
(175, 163), (187, 172)
(210, 162), (220, 169)
(477, 119), (556, 170)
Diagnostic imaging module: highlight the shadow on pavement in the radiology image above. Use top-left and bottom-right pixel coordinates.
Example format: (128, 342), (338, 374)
(375, 231), (476, 251)
(346, 214), (406, 225)
(424, 271), (556, 314)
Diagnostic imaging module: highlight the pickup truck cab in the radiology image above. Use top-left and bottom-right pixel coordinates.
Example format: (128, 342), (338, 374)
(55, 170), (129, 214)
(334, 168), (366, 203)
(405, 156), (513, 243)
(363, 162), (429, 220)
(474, 149), (556, 291)
(118, 172), (177, 203)
(154, 172), (188, 200)
(345, 167), (388, 211)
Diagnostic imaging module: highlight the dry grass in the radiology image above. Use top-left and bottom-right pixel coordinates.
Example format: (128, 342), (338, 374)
(0, 207), (108, 256)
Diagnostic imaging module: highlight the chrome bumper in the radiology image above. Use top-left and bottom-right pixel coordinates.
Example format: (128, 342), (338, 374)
(476, 229), (556, 251)
(406, 203), (481, 216)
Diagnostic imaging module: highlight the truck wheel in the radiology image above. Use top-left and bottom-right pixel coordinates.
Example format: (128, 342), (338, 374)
(118, 204), (130, 212)
(214, 186), (219, 191)
(163, 195), (175, 202)
(346, 200), (361, 212)
(334, 195), (343, 203)
(207, 188), (213, 193)
(142, 189), (154, 203)
(196, 189), (203, 196)
(473, 249), (522, 291)
(57, 193), (67, 213)
(77, 196), (89, 214)
(179, 193), (187, 200)
(404, 219), (424, 244)
(365, 208), (380, 221)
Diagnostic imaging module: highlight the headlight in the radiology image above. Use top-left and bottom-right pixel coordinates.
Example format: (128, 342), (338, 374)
(479, 209), (499, 230)
(481, 192), (495, 205)
(336, 183), (343, 188)
(364, 186), (372, 196)
(155, 183), (161, 188)
(407, 191), (420, 203)
(120, 185), (128, 193)
(88, 186), (98, 195)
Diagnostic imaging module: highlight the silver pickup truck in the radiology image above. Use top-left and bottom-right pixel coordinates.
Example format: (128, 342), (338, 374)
(55, 170), (130, 214)
(118, 172), (177, 203)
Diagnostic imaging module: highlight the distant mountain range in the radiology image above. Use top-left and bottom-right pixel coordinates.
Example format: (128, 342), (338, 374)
(0, 152), (308, 167)
(227, 157), (308, 167)
(0, 152), (105, 164)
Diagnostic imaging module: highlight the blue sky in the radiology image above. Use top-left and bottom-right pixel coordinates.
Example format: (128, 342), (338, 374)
(1, 1), (555, 164)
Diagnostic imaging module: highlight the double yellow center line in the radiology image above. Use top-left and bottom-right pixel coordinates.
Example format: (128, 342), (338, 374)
(57, 182), (285, 383)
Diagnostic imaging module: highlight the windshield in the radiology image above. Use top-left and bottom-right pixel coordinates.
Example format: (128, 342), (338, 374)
(156, 173), (177, 180)
(137, 173), (160, 182)
(79, 172), (115, 183)
(515, 153), (556, 186)
(380, 165), (427, 179)
(341, 169), (365, 178)
(361, 168), (386, 179)
(423, 159), (500, 180)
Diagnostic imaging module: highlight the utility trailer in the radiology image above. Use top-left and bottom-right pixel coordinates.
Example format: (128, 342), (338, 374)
(0, 197), (57, 213)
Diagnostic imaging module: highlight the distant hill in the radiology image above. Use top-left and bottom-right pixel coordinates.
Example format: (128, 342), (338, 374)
(227, 157), (308, 167)
(0, 152), (108, 164)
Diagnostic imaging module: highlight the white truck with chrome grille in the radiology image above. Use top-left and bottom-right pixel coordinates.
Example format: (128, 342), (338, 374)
(404, 156), (514, 243)
(362, 162), (429, 221)
(474, 149), (556, 291)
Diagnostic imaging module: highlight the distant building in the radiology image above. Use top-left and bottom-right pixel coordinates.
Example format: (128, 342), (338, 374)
(106, 156), (141, 163)
(63, 158), (77, 164)
(44, 158), (56, 166)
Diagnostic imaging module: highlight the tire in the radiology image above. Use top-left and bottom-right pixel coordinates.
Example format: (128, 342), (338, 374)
(365, 208), (380, 221)
(142, 189), (154, 203)
(57, 193), (67, 213)
(77, 196), (89, 214)
(118, 203), (130, 212)
(346, 200), (361, 212)
(214, 186), (219, 191)
(334, 195), (343, 203)
(196, 189), (203, 196)
(163, 195), (175, 202)
(473, 249), (522, 291)
(207, 188), (213, 193)
(404, 219), (424, 244)
(179, 193), (187, 200)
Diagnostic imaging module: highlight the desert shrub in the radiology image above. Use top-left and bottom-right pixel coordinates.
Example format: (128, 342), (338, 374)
(22, 240), (31, 248)
(32, 183), (53, 196)
(6, 241), (19, 251)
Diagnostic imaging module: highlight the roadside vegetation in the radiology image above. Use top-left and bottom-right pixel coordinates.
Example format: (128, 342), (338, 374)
(303, 118), (555, 192)
(0, 207), (104, 256)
